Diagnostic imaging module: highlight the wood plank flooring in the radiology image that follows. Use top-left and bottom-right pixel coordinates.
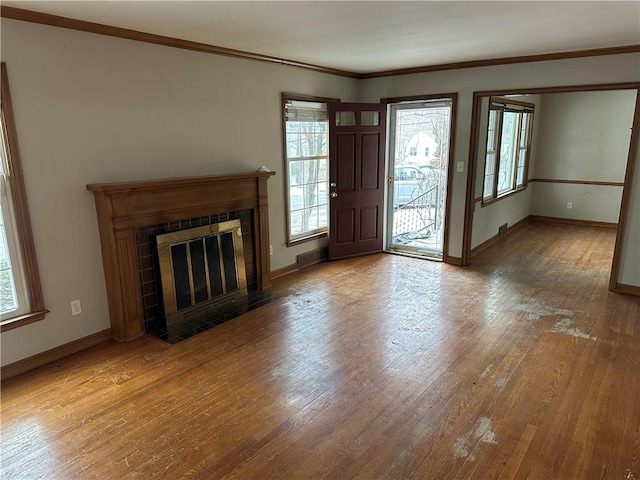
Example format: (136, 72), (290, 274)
(2, 221), (639, 479)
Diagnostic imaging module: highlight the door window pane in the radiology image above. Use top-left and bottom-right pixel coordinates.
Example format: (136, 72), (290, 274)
(361, 111), (380, 126)
(335, 111), (356, 126)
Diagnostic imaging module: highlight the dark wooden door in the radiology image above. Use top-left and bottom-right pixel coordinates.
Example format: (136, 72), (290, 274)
(328, 102), (386, 260)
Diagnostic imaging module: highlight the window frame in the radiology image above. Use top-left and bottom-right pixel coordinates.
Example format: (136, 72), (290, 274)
(281, 93), (338, 245)
(0, 62), (47, 331)
(482, 97), (534, 206)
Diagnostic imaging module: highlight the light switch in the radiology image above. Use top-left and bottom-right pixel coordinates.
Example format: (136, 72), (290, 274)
(457, 161), (464, 173)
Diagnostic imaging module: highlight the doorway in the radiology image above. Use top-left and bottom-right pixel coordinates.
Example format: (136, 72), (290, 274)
(387, 100), (453, 259)
(462, 83), (640, 294)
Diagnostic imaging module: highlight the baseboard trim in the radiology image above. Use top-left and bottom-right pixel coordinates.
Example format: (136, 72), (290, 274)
(613, 283), (640, 296)
(470, 216), (531, 258)
(529, 215), (617, 229)
(271, 263), (299, 280)
(444, 255), (463, 266)
(470, 235), (501, 258)
(1, 329), (112, 381)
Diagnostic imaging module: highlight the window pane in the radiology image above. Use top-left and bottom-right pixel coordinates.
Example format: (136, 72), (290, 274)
(288, 163), (328, 237)
(520, 113), (530, 148)
(483, 150), (496, 199)
(497, 111), (517, 194)
(0, 205), (19, 315)
(484, 176), (495, 198)
(487, 109), (497, 150)
(289, 159), (303, 187)
(516, 149), (527, 186)
(361, 111), (379, 126)
(317, 158), (328, 182)
(336, 111), (356, 126)
(317, 181), (328, 206)
(286, 121), (327, 158)
(516, 166), (525, 187)
(485, 153), (496, 175)
(290, 209), (304, 236)
(517, 148), (527, 168)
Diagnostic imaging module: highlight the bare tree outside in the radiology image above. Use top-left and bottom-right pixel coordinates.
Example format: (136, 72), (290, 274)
(285, 108), (328, 238)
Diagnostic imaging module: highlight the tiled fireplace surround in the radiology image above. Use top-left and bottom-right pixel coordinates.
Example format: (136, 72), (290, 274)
(87, 172), (274, 341)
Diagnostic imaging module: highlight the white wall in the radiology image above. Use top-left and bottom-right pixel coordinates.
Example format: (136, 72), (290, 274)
(530, 90), (636, 223)
(0, 19), (358, 366)
(619, 144), (640, 287)
(358, 53), (640, 260)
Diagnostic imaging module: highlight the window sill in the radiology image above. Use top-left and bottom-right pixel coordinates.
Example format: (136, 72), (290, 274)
(481, 185), (528, 207)
(1, 309), (49, 332)
(287, 231), (327, 247)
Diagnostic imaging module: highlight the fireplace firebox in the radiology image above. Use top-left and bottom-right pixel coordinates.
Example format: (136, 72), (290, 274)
(156, 219), (247, 324)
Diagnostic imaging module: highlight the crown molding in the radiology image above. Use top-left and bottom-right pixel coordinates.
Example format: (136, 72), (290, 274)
(0, 6), (360, 79)
(360, 45), (640, 79)
(2, 6), (639, 80)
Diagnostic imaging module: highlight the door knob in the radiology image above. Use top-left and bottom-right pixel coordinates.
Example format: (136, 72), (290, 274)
(330, 192), (338, 198)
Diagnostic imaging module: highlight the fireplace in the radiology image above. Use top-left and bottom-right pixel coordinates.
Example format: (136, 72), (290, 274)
(87, 171), (275, 341)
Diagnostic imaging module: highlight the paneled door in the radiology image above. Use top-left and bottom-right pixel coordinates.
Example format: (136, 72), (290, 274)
(327, 102), (386, 260)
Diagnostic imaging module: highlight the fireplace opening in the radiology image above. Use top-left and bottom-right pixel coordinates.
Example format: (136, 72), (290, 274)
(156, 219), (248, 324)
(135, 211), (276, 344)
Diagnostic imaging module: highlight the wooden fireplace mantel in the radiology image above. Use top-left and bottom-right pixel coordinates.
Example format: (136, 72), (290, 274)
(87, 171), (275, 341)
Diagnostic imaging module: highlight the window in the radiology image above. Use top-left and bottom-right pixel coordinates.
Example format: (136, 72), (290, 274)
(424, 147), (430, 156)
(409, 146), (418, 156)
(0, 119), (27, 319)
(283, 94), (333, 243)
(1, 63), (46, 331)
(483, 98), (534, 202)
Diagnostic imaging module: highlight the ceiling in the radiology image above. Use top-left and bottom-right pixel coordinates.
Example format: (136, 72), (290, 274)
(4, 1), (640, 74)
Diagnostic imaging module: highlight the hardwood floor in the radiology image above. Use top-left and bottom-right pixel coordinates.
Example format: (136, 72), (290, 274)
(2, 221), (639, 479)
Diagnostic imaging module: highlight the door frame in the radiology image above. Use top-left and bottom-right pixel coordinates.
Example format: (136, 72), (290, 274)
(462, 82), (640, 294)
(382, 93), (458, 264)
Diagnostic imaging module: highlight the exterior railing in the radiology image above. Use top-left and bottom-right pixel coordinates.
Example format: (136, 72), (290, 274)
(392, 185), (439, 245)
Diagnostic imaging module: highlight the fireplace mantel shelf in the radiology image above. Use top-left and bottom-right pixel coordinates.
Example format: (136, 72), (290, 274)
(87, 171), (275, 341)
(87, 171), (275, 194)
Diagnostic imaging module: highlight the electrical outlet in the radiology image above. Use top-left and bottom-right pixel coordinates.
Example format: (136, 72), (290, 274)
(269, 244), (273, 256)
(71, 299), (82, 316)
(567, 202), (573, 209)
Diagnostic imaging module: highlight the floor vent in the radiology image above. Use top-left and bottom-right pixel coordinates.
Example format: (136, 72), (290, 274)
(499, 223), (508, 237)
(298, 247), (328, 269)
